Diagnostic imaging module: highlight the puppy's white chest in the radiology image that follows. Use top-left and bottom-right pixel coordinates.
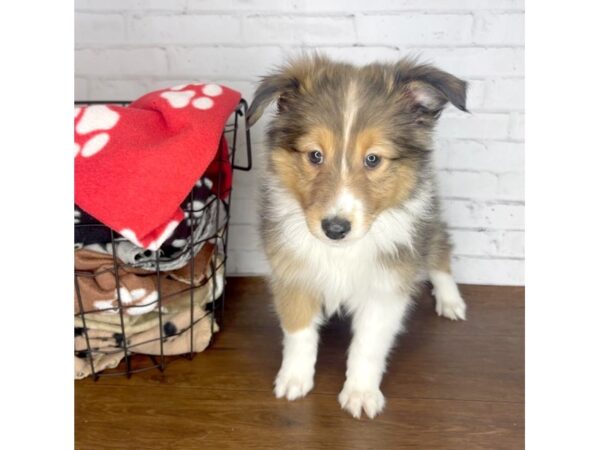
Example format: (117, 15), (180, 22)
(294, 239), (399, 316)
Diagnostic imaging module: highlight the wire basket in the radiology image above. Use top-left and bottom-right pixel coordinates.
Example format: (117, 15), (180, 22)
(74, 99), (252, 379)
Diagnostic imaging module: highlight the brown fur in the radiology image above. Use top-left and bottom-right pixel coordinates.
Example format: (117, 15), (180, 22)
(271, 276), (321, 332)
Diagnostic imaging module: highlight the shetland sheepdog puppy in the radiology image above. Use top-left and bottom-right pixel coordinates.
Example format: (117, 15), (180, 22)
(247, 54), (468, 419)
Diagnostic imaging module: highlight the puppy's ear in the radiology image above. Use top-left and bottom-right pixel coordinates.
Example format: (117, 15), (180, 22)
(395, 60), (468, 120)
(247, 72), (299, 127)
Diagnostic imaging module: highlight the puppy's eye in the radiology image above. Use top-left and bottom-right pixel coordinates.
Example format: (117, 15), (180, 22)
(308, 150), (324, 165)
(364, 154), (381, 168)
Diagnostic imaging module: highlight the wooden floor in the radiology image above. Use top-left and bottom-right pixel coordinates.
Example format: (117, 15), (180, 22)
(75, 277), (524, 450)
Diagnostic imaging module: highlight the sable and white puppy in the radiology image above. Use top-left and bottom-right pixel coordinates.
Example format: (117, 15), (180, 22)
(247, 55), (468, 419)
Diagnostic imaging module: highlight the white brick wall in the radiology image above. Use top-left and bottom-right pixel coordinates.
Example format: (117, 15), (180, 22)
(75, 0), (525, 285)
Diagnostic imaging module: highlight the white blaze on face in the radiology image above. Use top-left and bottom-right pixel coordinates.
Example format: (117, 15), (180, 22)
(329, 187), (366, 238)
(327, 78), (367, 239)
(341, 80), (359, 177)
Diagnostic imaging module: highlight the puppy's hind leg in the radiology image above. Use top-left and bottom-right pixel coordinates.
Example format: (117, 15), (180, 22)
(428, 234), (467, 321)
(271, 281), (322, 401)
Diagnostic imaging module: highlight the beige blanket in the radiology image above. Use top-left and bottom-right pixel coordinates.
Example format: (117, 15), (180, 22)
(74, 243), (214, 316)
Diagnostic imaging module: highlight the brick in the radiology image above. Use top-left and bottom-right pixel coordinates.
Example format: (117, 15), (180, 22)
(144, 78), (203, 91)
(312, 46), (401, 65)
(290, 0), (524, 12)
(230, 195), (260, 225)
(230, 160), (260, 194)
(228, 224), (262, 251)
(450, 229), (524, 258)
(75, 48), (169, 76)
(226, 106), (271, 159)
(443, 200), (524, 229)
(75, 0), (186, 11)
(485, 78), (524, 110)
(215, 80), (256, 98)
(226, 249), (269, 275)
(483, 141), (524, 171)
(452, 256), (524, 285)
(433, 140), (524, 173)
(509, 113), (524, 140)
(75, 13), (125, 44)
(497, 172), (524, 201)
(474, 12), (524, 45)
(495, 230), (525, 258)
(438, 169), (522, 202)
(231, 157), (263, 194)
(167, 46), (284, 79)
(87, 79), (152, 101)
(128, 14), (242, 44)
(437, 113), (510, 140)
(75, 78), (89, 100)
(187, 0), (295, 12)
(356, 14), (473, 46)
(188, 0), (524, 13)
(438, 171), (499, 200)
(466, 79), (485, 110)
(243, 15), (356, 45)
(413, 48), (524, 78)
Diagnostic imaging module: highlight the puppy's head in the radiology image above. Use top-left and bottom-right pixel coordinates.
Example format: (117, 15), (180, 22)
(249, 55), (467, 244)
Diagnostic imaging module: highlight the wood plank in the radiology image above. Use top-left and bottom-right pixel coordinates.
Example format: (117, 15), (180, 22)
(222, 278), (524, 337)
(79, 329), (523, 403)
(76, 385), (523, 450)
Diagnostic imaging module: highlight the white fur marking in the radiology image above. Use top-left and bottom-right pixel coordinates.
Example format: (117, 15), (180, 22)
(339, 290), (410, 419)
(341, 80), (358, 177)
(334, 187), (363, 214)
(430, 270), (467, 320)
(330, 187), (366, 238)
(274, 317), (321, 401)
(264, 181), (429, 316)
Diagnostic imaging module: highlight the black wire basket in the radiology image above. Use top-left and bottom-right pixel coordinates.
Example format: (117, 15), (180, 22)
(74, 99), (252, 380)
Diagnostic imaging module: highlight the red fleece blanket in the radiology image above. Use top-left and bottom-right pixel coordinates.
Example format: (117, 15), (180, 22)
(75, 83), (241, 250)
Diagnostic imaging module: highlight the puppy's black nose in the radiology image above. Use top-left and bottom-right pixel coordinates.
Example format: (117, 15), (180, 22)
(321, 217), (351, 240)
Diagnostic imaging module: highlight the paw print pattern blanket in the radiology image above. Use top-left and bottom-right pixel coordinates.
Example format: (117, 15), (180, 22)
(75, 83), (241, 250)
(74, 243), (215, 317)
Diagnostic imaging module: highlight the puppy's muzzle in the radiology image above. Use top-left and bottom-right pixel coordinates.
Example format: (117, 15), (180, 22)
(321, 217), (351, 240)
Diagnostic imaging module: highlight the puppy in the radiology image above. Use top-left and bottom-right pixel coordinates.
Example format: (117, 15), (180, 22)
(247, 55), (468, 419)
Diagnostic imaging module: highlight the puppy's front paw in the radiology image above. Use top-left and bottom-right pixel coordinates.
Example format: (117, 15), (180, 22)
(338, 383), (385, 419)
(435, 293), (467, 321)
(274, 369), (314, 401)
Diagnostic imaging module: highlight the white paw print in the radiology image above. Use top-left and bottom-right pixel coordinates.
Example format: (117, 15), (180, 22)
(160, 83), (223, 110)
(74, 105), (120, 158)
(120, 219), (180, 251)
